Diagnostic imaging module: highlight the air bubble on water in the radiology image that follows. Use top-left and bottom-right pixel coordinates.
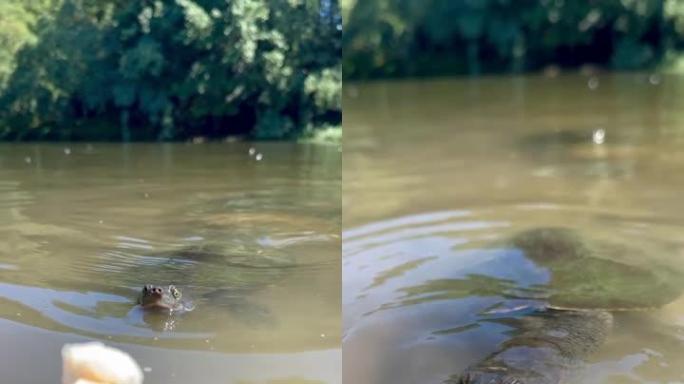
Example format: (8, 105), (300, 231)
(205, 339), (210, 343)
(587, 77), (599, 90)
(153, 336), (159, 341)
(64, 147), (71, 155)
(592, 128), (605, 145)
(248, 147), (256, 156)
(144, 193), (150, 198)
(24, 157), (31, 164)
(255, 153), (263, 161)
(98, 220), (104, 224)
(16, 312), (21, 317)
(143, 367), (152, 373)
(320, 333), (326, 338)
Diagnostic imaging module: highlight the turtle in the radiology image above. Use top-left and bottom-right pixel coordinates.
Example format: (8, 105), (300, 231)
(452, 227), (684, 384)
(125, 242), (297, 327)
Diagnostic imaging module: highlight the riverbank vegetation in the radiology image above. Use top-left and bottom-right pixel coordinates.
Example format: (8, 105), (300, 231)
(0, 0), (341, 141)
(343, 0), (684, 79)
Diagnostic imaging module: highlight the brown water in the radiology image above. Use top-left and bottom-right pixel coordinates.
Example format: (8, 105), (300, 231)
(0, 142), (341, 383)
(343, 73), (684, 384)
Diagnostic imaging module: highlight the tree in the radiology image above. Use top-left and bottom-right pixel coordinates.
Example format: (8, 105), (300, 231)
(0, 0), (341, 141)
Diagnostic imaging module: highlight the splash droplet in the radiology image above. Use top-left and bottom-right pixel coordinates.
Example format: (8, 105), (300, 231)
(649, 74), (661, 85)
(587, 77), (599, 90)
(592, 128), (605, 145)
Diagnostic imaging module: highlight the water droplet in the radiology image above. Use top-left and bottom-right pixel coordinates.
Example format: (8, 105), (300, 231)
(248, 148), (256, 156)
(143, 367), (152, 373)
(592, 128), (606, 145)
(153, 336), (159, 341)
(587, 77), (599, 90)
(16, 312), (21, 317)
(320, 333), (326, 338)
(144, 193), (150, 198)
(24, 157), (31, 164)
(649, 74), (661, 85)
(64, 147), (71, 155)
(346, 86), (359, 98)
(205, 339), (210, 343)
(548, 10), (560, 23)
(98, 220), (104, 224)
(255, 153), (263, 161)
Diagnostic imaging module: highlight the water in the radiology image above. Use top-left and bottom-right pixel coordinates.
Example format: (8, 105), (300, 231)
(0, 142), (341, 383)
(343, 73), (684, 384)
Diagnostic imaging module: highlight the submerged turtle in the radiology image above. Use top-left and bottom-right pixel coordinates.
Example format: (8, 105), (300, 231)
(453, 227), (684, 384)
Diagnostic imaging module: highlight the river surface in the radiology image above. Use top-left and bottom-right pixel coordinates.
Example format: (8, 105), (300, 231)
(343, 73), (684, 384)
(0, 142), (341, 383)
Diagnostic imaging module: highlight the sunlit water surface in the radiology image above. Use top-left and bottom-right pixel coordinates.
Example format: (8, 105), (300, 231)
(343, 73), (684, 384)
(0, 142), (341, 383)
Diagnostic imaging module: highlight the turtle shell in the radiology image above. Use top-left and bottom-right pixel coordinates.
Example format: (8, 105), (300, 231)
(510, 227), (683, 310)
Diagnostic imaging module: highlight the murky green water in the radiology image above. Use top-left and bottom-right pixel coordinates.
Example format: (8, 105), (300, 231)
(343, 73), (684, 384)
(0, 142), (341, 383)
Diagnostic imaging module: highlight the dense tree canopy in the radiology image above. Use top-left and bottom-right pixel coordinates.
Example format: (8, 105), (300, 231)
(343, 0), (684, 79)
(0, 0), (341, 141)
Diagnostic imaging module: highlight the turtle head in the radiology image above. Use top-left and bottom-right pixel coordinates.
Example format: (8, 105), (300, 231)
(139, 285), (169, 308)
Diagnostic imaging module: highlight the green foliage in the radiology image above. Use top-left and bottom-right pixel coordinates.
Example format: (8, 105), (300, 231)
(0, 0), (341, 141)
(344, 0), (684, 79)
(0, 0), (55, 89)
